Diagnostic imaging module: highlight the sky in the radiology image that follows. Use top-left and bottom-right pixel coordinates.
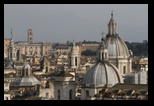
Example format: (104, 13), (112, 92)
(4, 4), (148, 43)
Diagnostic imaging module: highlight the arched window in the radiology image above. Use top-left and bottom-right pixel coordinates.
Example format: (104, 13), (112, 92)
(70, 57), (71, 66)
(105, 53), (107, 58)
(86, 90), (89, 98)
(46, 93), (49, 98)
(18, 70), (21, 76)
(102, 53), (104, 60)
(6, 97), (8, 100)
(26, 69), (28, 76)
(69, 89), (73, 100)
(58, 89), (60, 100)
(46, 67), (48, 73)
(123, 66), (126, 74)
(22, 69), (24, 76)
(75, 57), (77, 66)
(10, 53), (12, 58)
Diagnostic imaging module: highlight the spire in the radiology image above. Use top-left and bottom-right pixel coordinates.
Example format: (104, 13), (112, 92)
(28, 28), (33, 43)
(11, 28), (13, 39)
(108, 11), (117, 35)
(111, 10), (113, 19)
(73, 39), (75, 47)
(8, 28), (15, 60)
(73, 37), (75, 47)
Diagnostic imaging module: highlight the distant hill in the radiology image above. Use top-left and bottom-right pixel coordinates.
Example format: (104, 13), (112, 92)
(80, 40), (148, 57)
(125, 41), (148, 56)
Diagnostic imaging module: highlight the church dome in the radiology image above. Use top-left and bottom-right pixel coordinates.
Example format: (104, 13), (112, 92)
(105, 35), (130, 58)
(22, 63), (31, 70)
(82, 61), (123, 88)
(105, 12), (130, 58)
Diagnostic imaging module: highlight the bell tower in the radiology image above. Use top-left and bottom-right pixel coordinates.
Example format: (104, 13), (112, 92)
(69, 40), (80, 70)
(28, 28), (33, 43)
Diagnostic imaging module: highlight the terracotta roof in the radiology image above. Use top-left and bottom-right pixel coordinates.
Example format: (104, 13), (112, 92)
(56, 70), (74, 77)
(109, 83), (148, 91)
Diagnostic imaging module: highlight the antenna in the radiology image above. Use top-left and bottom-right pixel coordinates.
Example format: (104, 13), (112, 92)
(11, 28), (13, 39)
(111, 10), (113, 18)
(73, 36), (75, 42)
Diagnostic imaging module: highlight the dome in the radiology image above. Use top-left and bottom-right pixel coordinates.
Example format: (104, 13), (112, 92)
(4, 59), (14, 69)
(22, 63), (31, 70)
(82, 61), (123, 88)
(10, 76), (41, 86)
(105, 35), (130, 58)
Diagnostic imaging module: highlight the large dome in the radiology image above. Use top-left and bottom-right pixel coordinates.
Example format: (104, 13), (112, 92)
(105, 35), (130, 58)
(82, 61), (123, 88)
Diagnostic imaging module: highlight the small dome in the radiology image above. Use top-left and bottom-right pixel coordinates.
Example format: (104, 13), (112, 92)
(22, 63), (31, 70)
(10, 76), (40, 86)
(105, 35), (130, 57)
(82, 61), (123, 88)
(4, 59), (14, 68)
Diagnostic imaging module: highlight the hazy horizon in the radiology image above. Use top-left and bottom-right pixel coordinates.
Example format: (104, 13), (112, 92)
(4, 4), (148, 43)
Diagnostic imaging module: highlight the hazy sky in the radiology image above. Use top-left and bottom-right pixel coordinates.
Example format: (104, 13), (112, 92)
(4, 4), (148, 43)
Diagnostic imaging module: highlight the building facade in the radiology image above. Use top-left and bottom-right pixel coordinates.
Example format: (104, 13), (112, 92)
(4, 38), (10, 57)
(4, 28), (52, 62)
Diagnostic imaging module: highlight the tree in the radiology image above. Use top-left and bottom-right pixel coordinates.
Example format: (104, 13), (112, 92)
(81, 49), (96, 56)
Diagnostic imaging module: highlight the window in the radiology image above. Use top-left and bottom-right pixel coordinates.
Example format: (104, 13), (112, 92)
(9, 52), (12, 58)
(30, 52), (32, 55)
(58, 90), (60, 100)
(5, 97), (8, 100)
(18, 70), (21, 76)
(46, 67), (48, 73)
(70, 59), (71, 66)
(26, 69), (28, 76)
(69, 89), (73, 100)
(102, 53), (104, 60)
(5, 83), (8, 87)
(86, 90), (89, 98)
(123, 66), (126, 74)
(46, 93), (49, 98)
(105, 53), (107, 58)
(75, 57), (77, 66)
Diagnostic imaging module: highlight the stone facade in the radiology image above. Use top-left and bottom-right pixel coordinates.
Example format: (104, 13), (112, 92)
(4, 38), (10, 57)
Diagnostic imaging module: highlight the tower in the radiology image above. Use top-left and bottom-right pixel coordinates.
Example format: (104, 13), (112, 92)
(68, 40), (80, 70)
(8, 28), (16, 61)
(28, 28), (33, 43)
